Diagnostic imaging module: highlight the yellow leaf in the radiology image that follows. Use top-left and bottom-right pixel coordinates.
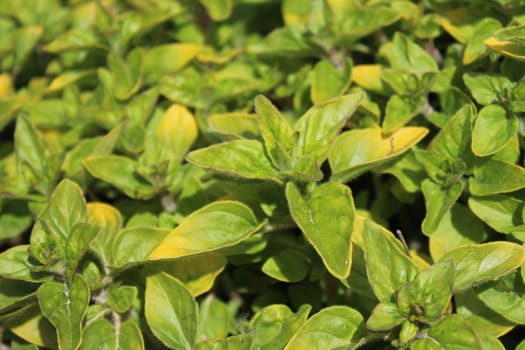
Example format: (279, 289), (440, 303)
(149, 201), (264, 260)
(351, 64), (385, 93)
(330, 127), (429, 182)
(484, 37), (525, 60)
(7, 304), (57, 348)
(0, 74), (14, 99)
(208, 113), (259, 139)
(155, 104), (198, 164)
(160, 253), (227, 297)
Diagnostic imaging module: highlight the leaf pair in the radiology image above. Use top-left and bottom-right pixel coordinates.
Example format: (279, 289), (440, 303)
(84, 104), (198, 198)
(188, 93), (364, 183)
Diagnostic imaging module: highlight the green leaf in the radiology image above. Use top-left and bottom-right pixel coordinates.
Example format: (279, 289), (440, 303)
(294, 92), (363, 165)
(250, 304), (311, 350)
(3, 303), (57, 348)
(468, 194), (525, 234)
(415, 150), (466, 186)
(456, 289), (515, 337)
(381, 32), (438, 74)
(119, 9), (182, 51)
(38, 275), (90, 350)
(383, 95), (423, 134)
(200, 0), (233, 21)
(421, 179), (463, 235)
(208, 113), (259, 140)
(463, 73), (515, 105)
(484, 24), (525, 60)
(81, 318), (144, 350)
(476, 272), (525, 324)
(334, 6), (399, 43)
(65, 223), (100, 281)
(411, 315), (482, 350)
(145, 272), (197, 349)
(262, 249), (310, 282)
(108, 50), (143, 101)
(366, 302), (405, 331)
(310, 59), (351, 104)
(430, 104), (475, 166)
(14, 116), (50, 193)
(186, 140), (281, 183)
(29, 179), (87, 265)
(285, 182), (355, 279)
(429, 203), (489, 261)
(0, 245), (50, 282)
(153, 253), (227, 297)
(149, 201), (264, 260)
(43, 28), (107, 52)
(86, 202), (122, 267)
(0, 278), (37, 317)
(112, 227), (170, 268)
(470, 159), (525, 196)
(439, 242), (525, 291)
(142, 103), (198, 166)
(83, 155), (155, 199)
(196, 335), (252, 350)
(463, 18), (502, 64)
(255, 95), (294, 169)
(143, 44), (200, 83)
(330, 127), (428, 182)
(107, 285), (138, 314)
(362, 220), (418, 302)
(0, 200), (32, 242)
(197, 296), (232, 342)
(396, 260), (455, 323)
(284, 306), (363, 350)
(471, 105), (518, 156)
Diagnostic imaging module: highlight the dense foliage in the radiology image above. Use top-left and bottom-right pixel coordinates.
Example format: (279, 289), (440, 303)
(1, 0), (525, 349)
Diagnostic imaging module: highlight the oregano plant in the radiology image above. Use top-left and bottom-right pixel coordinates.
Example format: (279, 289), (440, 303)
(1, 0), (525, 349)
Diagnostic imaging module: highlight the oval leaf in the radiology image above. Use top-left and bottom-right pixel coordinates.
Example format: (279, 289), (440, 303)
(362, 220), (418, 302)
(284, 306), (363, 350)
(294, 92), (363, 164)
(145, 272), (197, 349)
(330, 127), (428, 182)
(149, 201), (264, 260)
(470, 159), (525, 196)
(38, 275), (90, 350)
(286, 182), (355, 279)
(472, 105), (517, 157)
(439, 242), (525, 291)
(186, 140), (281, 183)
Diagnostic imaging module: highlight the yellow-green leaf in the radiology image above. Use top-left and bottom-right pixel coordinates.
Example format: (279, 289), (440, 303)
(145, 272), (197, 349)
(285, 182), (354, 279)
(149, 201), (264, 260)
(154, 253), (227, 297)
(143, 43), (201, 82)
(470, 159), (525, 196)
(38, 275), (90, 350)
(484, 24), (525, 60)
(439, 242), (525, 291)
(330, 127), (428, 182)
(284, 306), (363, 350)
(310, 58), (351, 104)
(87, 202), (122, 266)
(186, 140), (281, 183)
